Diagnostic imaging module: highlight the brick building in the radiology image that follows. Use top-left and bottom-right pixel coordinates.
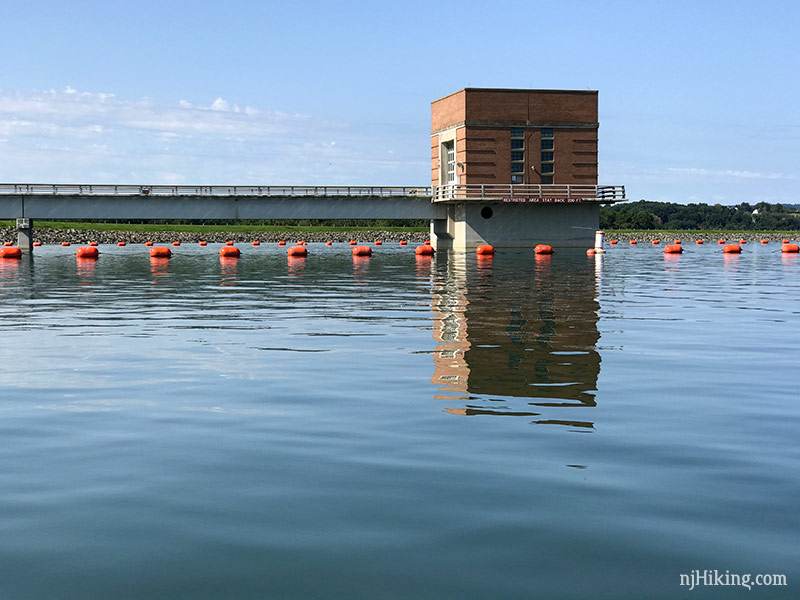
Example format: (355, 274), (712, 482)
(430, 88), (599, 187)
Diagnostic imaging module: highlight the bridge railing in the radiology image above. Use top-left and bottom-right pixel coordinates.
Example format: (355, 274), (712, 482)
(431, 184), (626, 202)
(0, 184), (433, 197)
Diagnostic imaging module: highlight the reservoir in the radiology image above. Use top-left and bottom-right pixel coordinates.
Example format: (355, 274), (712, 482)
(0, 242), (797, 598)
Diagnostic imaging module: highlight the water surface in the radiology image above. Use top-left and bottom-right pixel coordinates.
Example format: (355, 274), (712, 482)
(0, 242), (797, 598)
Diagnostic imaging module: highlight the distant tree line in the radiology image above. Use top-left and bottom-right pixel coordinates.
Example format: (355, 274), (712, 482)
(600, 201), (800, 230)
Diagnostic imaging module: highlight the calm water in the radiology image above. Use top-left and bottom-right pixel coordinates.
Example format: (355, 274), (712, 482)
(0, 242), (798, 599)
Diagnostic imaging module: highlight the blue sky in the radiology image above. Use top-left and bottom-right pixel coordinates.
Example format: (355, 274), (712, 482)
(1, 0), (798, 205)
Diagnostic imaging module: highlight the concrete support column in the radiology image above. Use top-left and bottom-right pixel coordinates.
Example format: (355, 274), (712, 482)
(17, 218), (33, 251)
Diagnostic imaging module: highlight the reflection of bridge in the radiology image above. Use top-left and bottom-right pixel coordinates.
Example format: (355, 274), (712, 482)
(0, 183), (626, 251)
(428, 251), (602, 430)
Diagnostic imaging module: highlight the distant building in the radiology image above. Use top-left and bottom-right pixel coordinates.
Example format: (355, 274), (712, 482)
(430, 88), (598, 187)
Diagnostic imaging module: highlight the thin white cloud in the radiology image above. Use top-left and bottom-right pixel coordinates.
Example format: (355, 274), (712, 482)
(668, 167), (793, 181)
(0, 87), (427, 185)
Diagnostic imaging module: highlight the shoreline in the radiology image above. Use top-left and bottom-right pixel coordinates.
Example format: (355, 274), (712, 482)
(0, 228), (430, 245)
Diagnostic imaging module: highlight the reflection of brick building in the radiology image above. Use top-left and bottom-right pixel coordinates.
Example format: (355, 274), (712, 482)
(430, 88), (599, 187)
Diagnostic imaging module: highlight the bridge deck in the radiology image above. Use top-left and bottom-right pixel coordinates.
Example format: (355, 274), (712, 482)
(0, 183), (625, 221)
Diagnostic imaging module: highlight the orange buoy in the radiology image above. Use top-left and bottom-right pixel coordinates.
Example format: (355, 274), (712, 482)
(252, 240), (260, 246)
(476, 244), (495, 255)
(2, 241), (11, 246)
(117, 241), (126, 247)
(325, 241), (332, 246)
(651, 240), (660, 245)
(352, 245), (372, 256)
(415, 245), (434, 256)
(534, 244), (553, 255)
(150, 246), (172, 258)
(761, 240), (768, 244)
(674, 240), (681, 245)
(664, 244), (683, 254)
(288, 246), (307, 257)
(61, 242), (70, 247)
(375, 240), (382, 245)
(723, 244), (742, 254)
(32, 241), (42, 247)
(349, 241), (357, 245)
(629, 240), (637, 245)
(225, 241), (234, 246)
(399, 240), (408, 246)
(198, 241), (207, 246)
(88, 241), (98, 246)
(424, 240), (431, 245)
(220, 246), (240, 257)
(145, 241), (154, 246)
(718, 239), (725, 244)
(0, 246), (22, 259)
(609, 240), (618, 245)
(739, 239), (747, 244)
(278, 241), (286, 246)
(172, 241), (181, 246)
(781, 243), (800, 253)
(782, 239), (789, 244)
(76, 246), (99, 259)
(696, 240), (703, 245)
(586, 248), (596, 256)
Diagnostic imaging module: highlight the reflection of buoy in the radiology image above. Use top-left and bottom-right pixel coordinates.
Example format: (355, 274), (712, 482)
(415, 245), (434, 256)
(399, 240), (407, 246)
(534, 244), (553, 255)
(723, 244), (741, 254)
(352, 245), (372, 256)
(476, 244), (495, 255)
(288, 246), (307, 257)
(781, 243), (799, 253)
(220, 246), (240, 257)
(150, 247), (172, 258)
(664, 244), (683, 254)
(1, 247), (22, 259)
(76, 246), (99, 259)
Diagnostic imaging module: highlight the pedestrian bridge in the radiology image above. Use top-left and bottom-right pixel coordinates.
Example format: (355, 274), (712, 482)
(0, 182), (627, 249)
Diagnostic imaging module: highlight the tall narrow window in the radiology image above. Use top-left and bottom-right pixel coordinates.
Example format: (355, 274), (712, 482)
(540, 128), (554, 182)
(443, 141), (455, 184)
(510, 128), (524, 184)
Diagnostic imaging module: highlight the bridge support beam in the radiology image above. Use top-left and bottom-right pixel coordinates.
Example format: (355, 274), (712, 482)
(430, 202), (600, 250)
(17, 218), (33, 252)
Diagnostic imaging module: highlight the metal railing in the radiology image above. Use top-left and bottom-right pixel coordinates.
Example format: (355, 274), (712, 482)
(0, 184), (433, 198)
(431, 184), (626, 203)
